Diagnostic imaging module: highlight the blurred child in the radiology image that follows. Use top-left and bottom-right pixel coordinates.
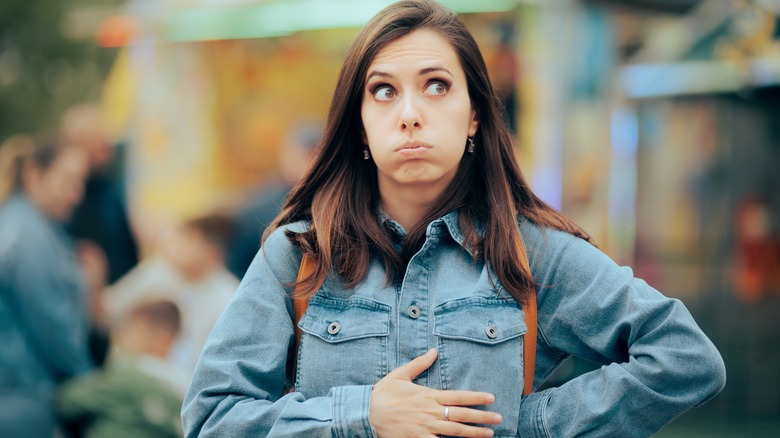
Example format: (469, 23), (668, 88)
(105, 213), (239, 376)
(56, 299), (186, 438)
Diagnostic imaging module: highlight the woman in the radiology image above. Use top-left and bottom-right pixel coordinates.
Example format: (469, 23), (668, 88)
(182, 1), (725, 437)
(0, 135), (93, 436)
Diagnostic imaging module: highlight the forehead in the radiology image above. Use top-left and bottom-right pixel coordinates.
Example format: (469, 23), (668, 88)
(368, 29), (462, 74)
(51, 148), (88, 173)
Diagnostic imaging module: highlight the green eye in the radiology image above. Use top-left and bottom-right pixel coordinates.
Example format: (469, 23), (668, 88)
(374, 86), (395, 101)
(426, 81), (448, 95)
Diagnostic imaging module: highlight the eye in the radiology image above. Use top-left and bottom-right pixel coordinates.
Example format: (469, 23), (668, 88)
(425, 81), (448, 96)
(373, 85), (396, 101)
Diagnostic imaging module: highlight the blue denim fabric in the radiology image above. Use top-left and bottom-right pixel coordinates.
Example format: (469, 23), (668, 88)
(182, 211), (725, 437)
(0, 194), (93, 436)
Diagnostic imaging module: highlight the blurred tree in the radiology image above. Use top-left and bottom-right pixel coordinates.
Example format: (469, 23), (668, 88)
(0, 0), (120, 142)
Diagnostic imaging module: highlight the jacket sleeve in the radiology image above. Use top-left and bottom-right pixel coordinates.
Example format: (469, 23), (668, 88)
(517, 223), (726, 437)
(55, 371), (110, 421)
(181, 225), (376, 438)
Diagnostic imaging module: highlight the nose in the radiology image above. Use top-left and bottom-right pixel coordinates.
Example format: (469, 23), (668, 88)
(399, 95), (422, 131)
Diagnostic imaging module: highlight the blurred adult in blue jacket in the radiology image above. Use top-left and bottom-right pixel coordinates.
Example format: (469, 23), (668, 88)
(0, 135), (93, 437)
(60, 103), (138, 285)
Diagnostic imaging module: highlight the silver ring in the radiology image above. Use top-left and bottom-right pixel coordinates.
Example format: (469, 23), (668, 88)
(444, 406), (450, 421)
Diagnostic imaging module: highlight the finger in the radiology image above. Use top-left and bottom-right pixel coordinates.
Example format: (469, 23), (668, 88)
(386, 348), (437, 381)
(436, 421), (495, 438)
(445, 406), (502, 425)
(434, 390), (495, 406)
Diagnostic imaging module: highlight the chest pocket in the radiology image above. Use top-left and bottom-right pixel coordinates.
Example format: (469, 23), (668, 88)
(434, 297), (526, 438)
(296, 295), (390, 397)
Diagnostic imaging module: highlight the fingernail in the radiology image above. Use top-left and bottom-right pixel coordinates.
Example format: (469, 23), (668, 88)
(493, 414), (502, 423)
(486, 394), (495, 403)
(484, 430), (494, 437)
(426, 348), (437, 357)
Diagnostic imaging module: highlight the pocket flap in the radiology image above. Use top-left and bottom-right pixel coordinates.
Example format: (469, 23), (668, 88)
(433, 297), (527, 344)
(298, 296), (391, 343)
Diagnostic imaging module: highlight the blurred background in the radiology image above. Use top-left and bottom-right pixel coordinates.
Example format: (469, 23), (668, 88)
(1, 0), (779, 436)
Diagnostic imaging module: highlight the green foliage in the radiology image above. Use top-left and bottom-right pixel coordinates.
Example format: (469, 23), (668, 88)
(0, 0), (120, 143)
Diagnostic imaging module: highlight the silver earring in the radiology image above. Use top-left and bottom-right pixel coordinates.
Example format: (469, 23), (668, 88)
(363, 145), (370, 160)
(467, 137), (475, 154)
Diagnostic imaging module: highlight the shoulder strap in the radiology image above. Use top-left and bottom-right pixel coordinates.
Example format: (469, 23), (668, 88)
(290, 254), (537, 396)
(289, 254), (316, 389)
(522, 285), (537, 396)
(293, 255), (316, 324)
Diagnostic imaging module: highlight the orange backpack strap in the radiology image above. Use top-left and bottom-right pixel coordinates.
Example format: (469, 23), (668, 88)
(288, 254), (315, 390)
(522, 287), (537, 396)
(293, 255), (315, 344)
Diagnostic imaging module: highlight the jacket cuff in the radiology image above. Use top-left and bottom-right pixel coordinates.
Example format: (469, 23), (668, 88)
(332, 385), (376, 438)
(518, 389), (552, 438)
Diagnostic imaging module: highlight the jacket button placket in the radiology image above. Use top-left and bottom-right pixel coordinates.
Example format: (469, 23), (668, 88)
(398, 239), (434, 383)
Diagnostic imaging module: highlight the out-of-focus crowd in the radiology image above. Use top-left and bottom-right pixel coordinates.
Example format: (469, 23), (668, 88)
(0, 103), (319, 437)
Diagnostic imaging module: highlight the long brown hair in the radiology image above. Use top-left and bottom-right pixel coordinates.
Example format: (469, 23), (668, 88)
(265, 0), (592, 303)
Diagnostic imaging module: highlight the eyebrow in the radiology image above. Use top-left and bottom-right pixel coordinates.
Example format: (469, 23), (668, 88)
(419, 66), (452, 77)
(366, 66), (454, 82)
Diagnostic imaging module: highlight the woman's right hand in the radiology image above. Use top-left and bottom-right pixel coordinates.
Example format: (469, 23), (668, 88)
(369, 348), (501, 438)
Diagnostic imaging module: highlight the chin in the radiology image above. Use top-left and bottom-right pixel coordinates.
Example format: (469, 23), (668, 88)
(397, 170), (452, 187)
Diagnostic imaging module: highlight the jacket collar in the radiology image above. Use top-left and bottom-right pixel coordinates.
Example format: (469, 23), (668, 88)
(377, 208), (483, 256)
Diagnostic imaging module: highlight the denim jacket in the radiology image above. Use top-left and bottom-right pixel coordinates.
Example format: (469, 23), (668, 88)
(0, 194), (93, 394)
(182, 211), (725, 437)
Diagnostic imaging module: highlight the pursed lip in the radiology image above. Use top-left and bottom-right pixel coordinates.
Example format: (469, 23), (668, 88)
(394, 141), (432, 152)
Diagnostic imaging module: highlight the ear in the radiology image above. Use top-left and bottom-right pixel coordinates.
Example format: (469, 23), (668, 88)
(468, 108), (479, 137)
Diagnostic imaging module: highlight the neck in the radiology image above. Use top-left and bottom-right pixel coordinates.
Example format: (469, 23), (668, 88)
(379, 182), (444, 232)
(24, 189), (55, 221)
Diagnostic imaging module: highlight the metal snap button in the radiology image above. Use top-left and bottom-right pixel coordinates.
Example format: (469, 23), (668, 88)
(485, 324), (498, 339)
(407, 305), (421, 319)
(327, 321), (341, 335)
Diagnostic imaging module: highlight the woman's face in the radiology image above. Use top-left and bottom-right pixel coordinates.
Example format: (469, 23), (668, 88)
(361, 29), (478, 198)
(25, 147), (88, 222)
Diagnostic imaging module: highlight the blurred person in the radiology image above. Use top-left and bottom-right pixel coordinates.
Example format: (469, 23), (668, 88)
(734, 196), (779, 301)
(0, 135), (93, 437)
(227, 122), (321, 278)
(60, 103), (139, 284)
(105, 213), (239, 377)
(57, 299), (185, 438)
(182, 1), (726, 437)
